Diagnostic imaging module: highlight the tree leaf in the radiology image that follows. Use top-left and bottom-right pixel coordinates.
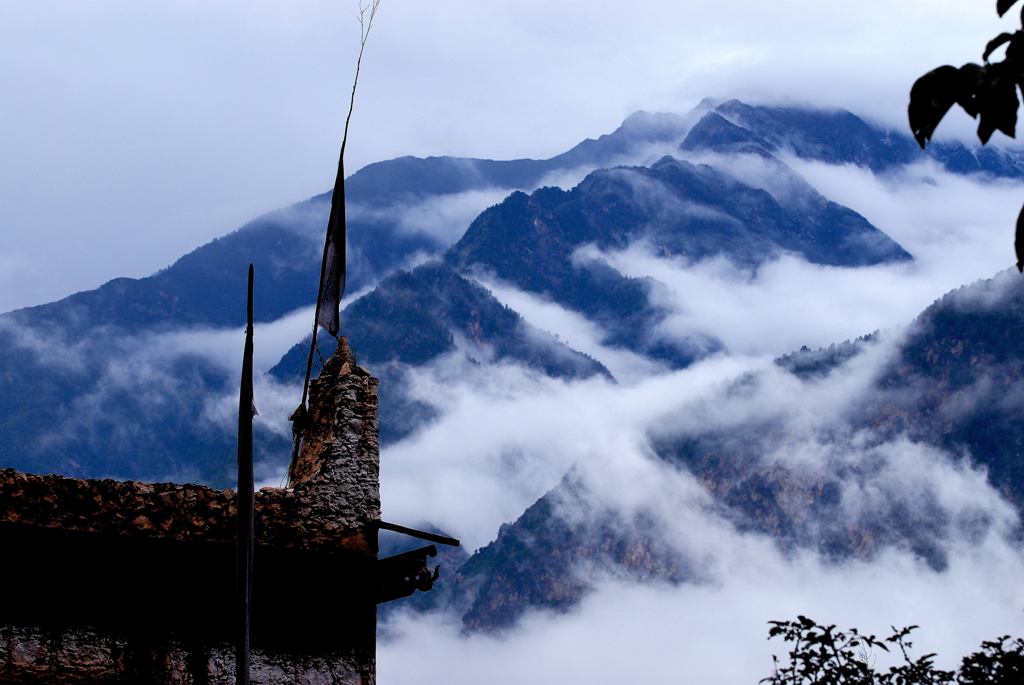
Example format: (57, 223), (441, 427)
(1007, 32), (1024, 61)
(957, 63), (984, 117)
(999, 0), (1021, 18)
(975, 65), (1019, 143)
(984, 32), (1015, 61)
(1015, 202), (1024, 272)
(908, 65), (962, 147)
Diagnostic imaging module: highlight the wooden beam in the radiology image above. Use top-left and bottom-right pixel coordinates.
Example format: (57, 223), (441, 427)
(375, 520), (460, 547)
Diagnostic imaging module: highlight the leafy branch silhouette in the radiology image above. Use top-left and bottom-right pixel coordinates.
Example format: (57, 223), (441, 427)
(762, 616), (1024, 684)
(909, 0), (1024, 271)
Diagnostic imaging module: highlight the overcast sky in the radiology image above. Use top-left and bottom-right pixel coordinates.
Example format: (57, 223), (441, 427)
(0, 0), (1010, 312)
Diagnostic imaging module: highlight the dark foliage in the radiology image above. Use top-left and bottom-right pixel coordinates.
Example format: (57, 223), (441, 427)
(763, 615), (1024, 684)
(958, 635), (1024, 684)
(908, 1), (1024, 270)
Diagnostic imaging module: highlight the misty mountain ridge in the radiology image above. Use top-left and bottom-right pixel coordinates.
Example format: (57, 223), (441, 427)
(3, 97), (1023, 640)
(271, 138), (912, 431)
(708, 98), (1024, 177)
(0, 105), (697, 483)
(425, 269), (1024, 632)
(269, 261), (610, 445)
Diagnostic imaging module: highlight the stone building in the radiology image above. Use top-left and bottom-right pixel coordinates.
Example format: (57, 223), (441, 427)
(0, 339), (443, 683)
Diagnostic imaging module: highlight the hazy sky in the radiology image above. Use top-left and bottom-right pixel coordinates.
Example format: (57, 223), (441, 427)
(0, 1), (1009, 312)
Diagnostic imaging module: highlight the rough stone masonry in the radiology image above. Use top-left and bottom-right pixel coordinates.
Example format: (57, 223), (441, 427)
(0, 338), (432, 684)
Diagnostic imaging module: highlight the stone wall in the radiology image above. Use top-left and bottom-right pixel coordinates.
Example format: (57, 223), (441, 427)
(0, 625), (368, 685)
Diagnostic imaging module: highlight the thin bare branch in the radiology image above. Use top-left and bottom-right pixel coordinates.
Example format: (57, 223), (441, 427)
(341, 0), (381, 161)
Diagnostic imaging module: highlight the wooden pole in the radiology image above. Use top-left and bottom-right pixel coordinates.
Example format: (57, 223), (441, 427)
(235, 263), (255, 685)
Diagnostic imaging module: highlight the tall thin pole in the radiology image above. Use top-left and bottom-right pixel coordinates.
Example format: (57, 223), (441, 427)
(235, 263), (255, 685)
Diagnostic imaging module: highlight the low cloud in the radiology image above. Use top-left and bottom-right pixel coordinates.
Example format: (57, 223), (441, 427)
(349, 188), (513, 246)
(376, 342), (1024, 683)
(380, 332), (896, 551)
(381, 537), (1024, 684)
(375, 257), (1023, 682)
(3, 305), (320, 482)
(571, 155), (1024, 357)
(478, 277), (666, 383)
(159, 305), (316, 374)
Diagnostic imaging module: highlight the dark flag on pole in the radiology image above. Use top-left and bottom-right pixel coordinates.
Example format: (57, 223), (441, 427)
(315, 160), (347, 337)
(289, 151), (345, 483)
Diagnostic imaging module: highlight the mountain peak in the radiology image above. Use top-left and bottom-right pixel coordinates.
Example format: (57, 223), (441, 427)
(618, 110), (690, 140)
(679, 111), (775, 155)
(711, 99), (911, 171)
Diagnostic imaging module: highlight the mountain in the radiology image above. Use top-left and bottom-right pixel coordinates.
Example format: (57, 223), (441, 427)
(272, 261), (604, 379)
(422, 270), (1024, 632)
(272, 143), (912, 443)
(0, 110), (692, 484)
(778, 268), (1024, 509)
(6, 97), (1024, 636)
(866, 270), (1024, 505)
(439, 468), (687, 632)
(1, 98), (1017, 487)
(346, 109), (693, 203)
(8, 109), (698, 335)
(450, 155), (909, 271)
(0, 323), (264, 485)
(710, 99), (1024, 177)
(446, 154), (909, 366)
(269, 261), (608, 444)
